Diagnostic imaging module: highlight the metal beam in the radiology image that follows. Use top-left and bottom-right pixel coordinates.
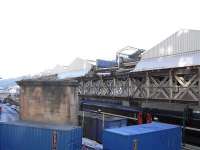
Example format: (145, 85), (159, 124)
(78, 67), (200, 105)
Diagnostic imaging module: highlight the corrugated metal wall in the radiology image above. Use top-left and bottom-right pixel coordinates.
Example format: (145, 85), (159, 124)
(103, 122), (182, 150)
(142, 29), (200, 59)
(0, 121), (82, 150)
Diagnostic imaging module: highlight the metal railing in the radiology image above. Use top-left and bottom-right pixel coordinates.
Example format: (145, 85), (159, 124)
(80, 110), (137, 129)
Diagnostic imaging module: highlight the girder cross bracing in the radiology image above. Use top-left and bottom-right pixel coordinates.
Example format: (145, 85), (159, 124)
(78, 67), (200, 105)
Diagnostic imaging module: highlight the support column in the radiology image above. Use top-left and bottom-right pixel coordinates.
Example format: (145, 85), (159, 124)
(83, 80), (85, 95)
(198, 67), (200, 106)
(128, 77), (131, 97)
(169, 70), (173, 100)
(146, 72), (150, 100)
(113, 78), (116, 96)
(90, 80), (93, 95)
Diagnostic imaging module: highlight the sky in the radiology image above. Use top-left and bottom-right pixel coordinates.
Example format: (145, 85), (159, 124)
(0, 0), (200, 78)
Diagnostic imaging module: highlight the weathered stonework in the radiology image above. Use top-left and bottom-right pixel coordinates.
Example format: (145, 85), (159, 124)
(17, 80), (78, 125)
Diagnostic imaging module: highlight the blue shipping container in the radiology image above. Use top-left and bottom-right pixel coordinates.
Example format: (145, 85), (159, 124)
(103, 122), (182, 150)
(96, 59), (116, 68)
(0, 121), (82, 150)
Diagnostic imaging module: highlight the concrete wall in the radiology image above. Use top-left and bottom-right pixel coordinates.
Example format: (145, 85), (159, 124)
(18, 80), (78, 125)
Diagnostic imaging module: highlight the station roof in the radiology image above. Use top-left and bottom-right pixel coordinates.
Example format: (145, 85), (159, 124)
(57, 58), (93, 79)
(134, 29), (200, 72)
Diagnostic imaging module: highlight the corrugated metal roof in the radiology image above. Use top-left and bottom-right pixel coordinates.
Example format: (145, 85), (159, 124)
(134, 29), (200, 71)
(142, 29), (200, 59)
(57, 70), (90, 79)
(57, 58), (93, 79)
(134, 50), (200, 71)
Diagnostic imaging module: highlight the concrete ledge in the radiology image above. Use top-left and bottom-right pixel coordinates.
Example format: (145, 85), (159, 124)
(17, 79), (78, 86)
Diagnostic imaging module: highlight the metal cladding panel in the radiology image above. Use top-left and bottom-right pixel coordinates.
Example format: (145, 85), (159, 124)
(103, 122), (182, 150)
(81, 113), (127, 143)
(0, 121), (82, 150)
(142, 29), (200, 59)
(82, 115), (98, 141)
(134, 50), (200, 71)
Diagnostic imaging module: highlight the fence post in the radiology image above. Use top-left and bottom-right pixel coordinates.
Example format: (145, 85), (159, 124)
(82, 111), (85, 128)
(102, 113), (105, 129)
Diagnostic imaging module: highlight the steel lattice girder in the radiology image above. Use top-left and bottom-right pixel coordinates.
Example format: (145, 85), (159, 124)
(78, 67), (200, 105)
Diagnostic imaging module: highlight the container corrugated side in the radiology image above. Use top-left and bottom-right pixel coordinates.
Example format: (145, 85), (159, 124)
(103, 122), (182, 150)
(0, 121), (82, 150)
